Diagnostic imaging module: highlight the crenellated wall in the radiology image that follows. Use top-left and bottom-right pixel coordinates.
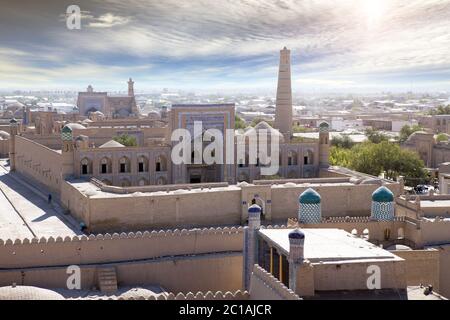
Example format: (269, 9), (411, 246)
(117, 290), (250, 300)
(0, 227), (244, 269)
(249, 265), (300, 300)
(0, 227), (245, 293)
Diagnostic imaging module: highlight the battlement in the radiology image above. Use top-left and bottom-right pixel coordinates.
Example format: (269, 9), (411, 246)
(249, 265), (300, 300)
(114, 290), (250, 300)
(0, 226), (244, 269)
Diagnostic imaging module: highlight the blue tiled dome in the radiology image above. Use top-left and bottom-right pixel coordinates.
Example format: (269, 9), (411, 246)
(372, 186), (394, 203)
(248, 204), (262, 213)
(289, 229), (305, 239)
(299, 188), (321, 204)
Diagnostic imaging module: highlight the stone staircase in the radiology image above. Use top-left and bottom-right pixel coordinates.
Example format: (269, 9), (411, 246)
(97, 267), (118, 294)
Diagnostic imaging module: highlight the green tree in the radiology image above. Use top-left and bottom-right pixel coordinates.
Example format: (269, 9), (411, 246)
(436, 133), (449, 143)
(251, 117), (263, 127)
(365, 128), (389, 144)
(429, 105), (450, 115)
(329, 146), (352, 167)
(331, 135), (355, 149)
(399, 124), (423, 143)
(235, 115), (246, 129)
(330, 141), (428, 186)
(292, 125), (308, 133)
(113, 134), (137, 147)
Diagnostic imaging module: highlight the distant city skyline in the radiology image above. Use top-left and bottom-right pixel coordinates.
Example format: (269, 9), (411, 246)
(0, 0), (450, 92)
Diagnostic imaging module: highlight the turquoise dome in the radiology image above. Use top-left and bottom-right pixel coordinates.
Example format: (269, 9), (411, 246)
(61, 125), (72, 133)
(372, 186), (394, 203)
(299, 188), (321, 204)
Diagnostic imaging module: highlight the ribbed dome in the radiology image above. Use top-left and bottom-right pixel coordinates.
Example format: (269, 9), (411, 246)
(299, 188), (321, 204)
(0, 286), (64, 300)
(65, 123), (86, 130)
(372, 186), (394, 203)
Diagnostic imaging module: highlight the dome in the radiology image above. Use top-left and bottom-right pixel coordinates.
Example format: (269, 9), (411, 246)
(299, 188), (321, 204)
(406, 131), (432, 143)
(372, 186), (394, 203)
(319, 122), (330, 131)
(249, 121), (285, 143)
(0, 131), (10, 139)
(147, 110), (161, 119)
(99, 140), (125, 148)
(289, 229), (305, 239)
(0, 285), (64, 300)
(386, 244), (412, 251)
(65, 123), (86, 130)
(248, 204), (262, 213)
(61, 125), (72, 133)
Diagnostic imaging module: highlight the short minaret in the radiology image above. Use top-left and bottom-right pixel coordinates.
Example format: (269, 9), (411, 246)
(61, 125), (75, 179)
(8, 118), (18, 172)
(128, 78), (134, 97)
(274, 47), (293, 139)
(298, 188), (322, 224)
(288, 229), (305, 293)
(87, 85), (93, 93)
(318, 122), (330, 168)
(371, 186), (395, 221)
(243, 204), (261, 290)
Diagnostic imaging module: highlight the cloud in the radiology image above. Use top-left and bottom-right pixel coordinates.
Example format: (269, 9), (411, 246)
(87, 13), (131, 28)
(1, 0), (450, 91)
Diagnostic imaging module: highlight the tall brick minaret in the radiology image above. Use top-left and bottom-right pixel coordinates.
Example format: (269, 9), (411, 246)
(274, 47), (293, 139)
(128, 78), (134, 96)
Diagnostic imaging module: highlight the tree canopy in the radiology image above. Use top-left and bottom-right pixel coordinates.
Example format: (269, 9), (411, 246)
(330, 141), (428, 186)
(365, 128), (389, 144)
(429, 105), (450, 115)
(235, 115), (246, 129)
(399, 124), (423, 143)
(436, 133), (449, 143)
(331, 135), (355, 149)
(113, 134), (137, 147)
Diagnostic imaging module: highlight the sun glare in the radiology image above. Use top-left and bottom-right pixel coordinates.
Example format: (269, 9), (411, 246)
(363, 0), (387, 29)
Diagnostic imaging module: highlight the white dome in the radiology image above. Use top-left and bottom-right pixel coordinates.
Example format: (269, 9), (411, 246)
(0, 285), (64, 300)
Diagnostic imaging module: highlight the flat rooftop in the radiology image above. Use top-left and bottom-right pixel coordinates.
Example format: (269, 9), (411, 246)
(305, 286), (447, 300)
(258, 228), (401, 263)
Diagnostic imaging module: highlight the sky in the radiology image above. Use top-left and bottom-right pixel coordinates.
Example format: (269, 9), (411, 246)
(0, 0), (450, 93)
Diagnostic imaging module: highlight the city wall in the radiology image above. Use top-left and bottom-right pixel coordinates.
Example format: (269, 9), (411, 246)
(0, 228), (244, 293)
(14, 135), (62, 194)
(0, 227), (243, 268)
(0, 254), (242, 294)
